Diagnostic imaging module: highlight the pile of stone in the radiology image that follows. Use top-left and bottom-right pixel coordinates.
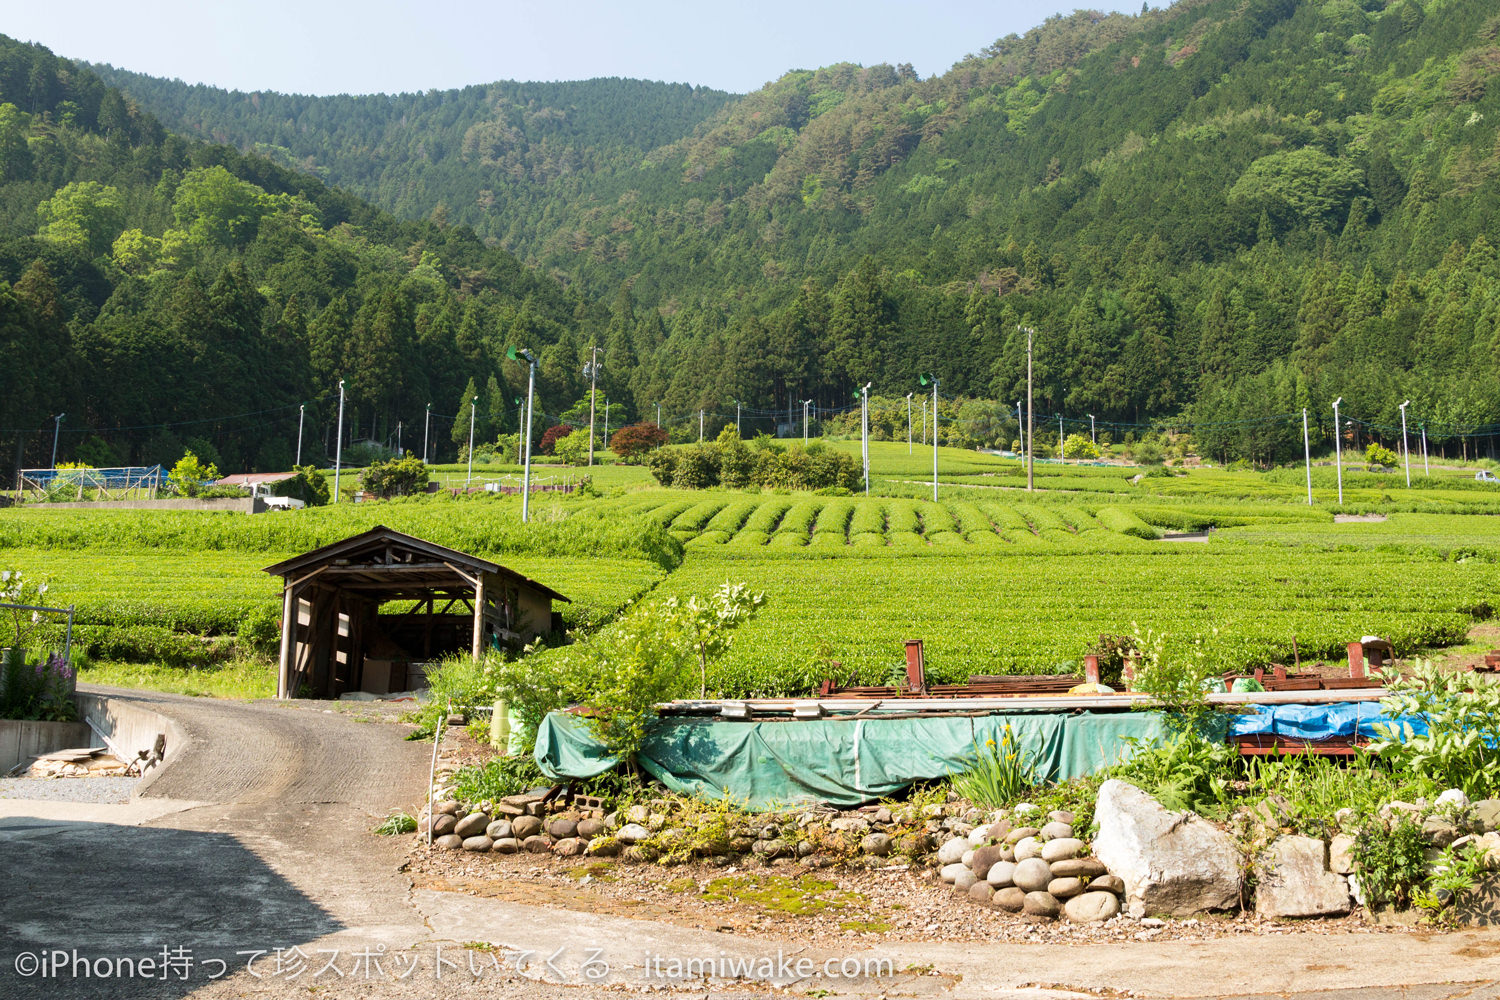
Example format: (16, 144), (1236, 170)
(935, 807), (1123, 922)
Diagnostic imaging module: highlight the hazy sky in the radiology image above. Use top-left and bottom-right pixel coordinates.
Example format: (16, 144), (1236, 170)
(2, 0), (1136, 96)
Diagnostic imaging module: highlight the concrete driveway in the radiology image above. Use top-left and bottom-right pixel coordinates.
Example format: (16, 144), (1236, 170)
(1, 687), (1498, 1000)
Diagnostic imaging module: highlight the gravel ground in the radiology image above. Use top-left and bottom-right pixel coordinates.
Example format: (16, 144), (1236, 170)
(0, 776), (139, 803)
(405, 845), (1418, 949)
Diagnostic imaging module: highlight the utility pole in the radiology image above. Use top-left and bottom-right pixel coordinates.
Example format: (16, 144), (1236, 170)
(1421, 424), (1429, 475)
(859, 383), (872, 496)
(604, 399), (611, 449)
(655, 401), (661, 428)
(1088, 413), (1095, 446)
(1016, 402), (1023, 456)
(920, 375), (940, 502)
(1303, 408), (1312, 505)
(507, 346), (539, 522)
(699, 409), (704, 442)
(333, 381), (345, 502)
(584, 346), (602, 467)
(1399, 399), (1411, 487)
(734, 400), (741, 438)
(397, 420), (402, 456)
(1058, 413), (1064, 458)
(906, 392), (913, 454)
(803, 399), (812, 444)
(1332, 396), (1343, 505)
(465, 396), (477, 489)
(516, 398), (525, 464)
(1019, 326), (1035, 491)
(296, 403), (305, 467)
(50, 413), (65, 468)
(922, 398), (928, 446)
(422, 403), (431, 465)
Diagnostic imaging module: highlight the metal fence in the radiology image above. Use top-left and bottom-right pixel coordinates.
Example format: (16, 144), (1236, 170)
(15, 466), (165, 503)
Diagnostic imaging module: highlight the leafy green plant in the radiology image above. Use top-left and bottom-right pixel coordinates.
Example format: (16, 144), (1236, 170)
(1352, 816), (1428, 910)
(1127, 623), (1223, 722)
(1364, 443), (1398, 470)
(373, 812), (417, 836)
(950, 723), (1040, 807)
(169, 451), (220, 498)
(1111, 726), (1233, 814)
(449, 755), (546, 803)
(1414, 842), (1487, 925)
(1367, 662), (1500, 799)
(359, 452), (430, 498)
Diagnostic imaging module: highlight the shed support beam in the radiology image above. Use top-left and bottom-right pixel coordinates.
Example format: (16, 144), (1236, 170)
(277, 584), (296, 699)
(471, 575), (486, 660)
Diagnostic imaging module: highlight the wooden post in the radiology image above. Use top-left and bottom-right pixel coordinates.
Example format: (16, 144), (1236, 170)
(277, 584), (296, 699)
(472, 575), (486, 660)
(903, 640), (925, 694)
(1084, 654), (1100, 686)
(1346, 641), (1366, 679)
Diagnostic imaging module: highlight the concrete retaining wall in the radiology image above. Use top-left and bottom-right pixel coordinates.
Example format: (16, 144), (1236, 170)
(0, 719), (92, 773)
(73, 692), (179, 792)
(24, 497), (265, 513)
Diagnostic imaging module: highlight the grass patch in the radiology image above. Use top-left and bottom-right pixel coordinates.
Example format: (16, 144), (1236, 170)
(701, 874), (866, 916)
(77, 658), (275, 699)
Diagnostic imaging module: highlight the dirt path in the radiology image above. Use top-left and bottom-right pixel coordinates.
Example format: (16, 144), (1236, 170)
(1, 688), (1498, 999)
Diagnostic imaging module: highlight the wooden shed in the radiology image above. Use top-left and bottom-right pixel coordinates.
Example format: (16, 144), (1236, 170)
(263, 525), (569, 699)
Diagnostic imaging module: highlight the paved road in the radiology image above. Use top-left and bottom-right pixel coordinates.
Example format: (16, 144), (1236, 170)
(2, 688), (1499, 1000)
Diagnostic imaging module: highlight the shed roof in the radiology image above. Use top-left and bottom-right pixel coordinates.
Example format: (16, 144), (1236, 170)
(216, 472), (298, 487)
(262, 525), (569, 603)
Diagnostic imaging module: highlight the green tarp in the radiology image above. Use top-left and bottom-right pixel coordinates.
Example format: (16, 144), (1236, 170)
(535, 710), (1182, 809)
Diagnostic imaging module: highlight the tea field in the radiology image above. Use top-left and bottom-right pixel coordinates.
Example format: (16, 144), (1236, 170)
(2, 445), (1498, 696)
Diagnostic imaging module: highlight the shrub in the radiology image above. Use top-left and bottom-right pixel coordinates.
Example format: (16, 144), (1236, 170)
(610, 423), (668, 462)
(1062, 433), (1101, 460)
(647, 449), (678, 485)
(236, 603), (281, 656)
(1365, 442), (1399, 469)
(672, 446), (721, 489)
(277, 465), (331, 506)
(553, 430), (591, 466)
(170, 451), (220, 498)
(0, 648), (77, 721)
(359, 452), (430, 498)
(539, 424), (574, 456)
(1110, 727), (1232, 814)
(1353, 816), (1428, 910)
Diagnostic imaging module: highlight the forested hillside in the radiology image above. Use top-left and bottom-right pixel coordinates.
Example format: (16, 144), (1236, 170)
(13, 0), (1500, 471)
(0, 38), (627, 475)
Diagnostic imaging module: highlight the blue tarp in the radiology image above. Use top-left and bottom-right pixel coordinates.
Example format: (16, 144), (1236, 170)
(1228, 701), (1427, 739)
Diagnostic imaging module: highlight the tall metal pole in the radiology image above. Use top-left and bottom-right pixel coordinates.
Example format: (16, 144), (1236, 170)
(1399, 400), (1411, 487)
(735, 401), (741, 438)
(1020, 326), (1035, 492)
(333, 381), (345, 502)
(861, 383), (871, 496)
(50, 413), (64, 468)
(1421, 424), (1429, 475)
(423, 404), (430, 465)
(466, 396), (477, 489)
(522, 360), (536, 523)
(803, 400), (811, 444)
(921, 398), (927, 445)
(586, 345), (600, 467)
(1088, 413), (1095, 446)
(516, 399), (525, 464)
(699, 409), (704, 442)
(931, 379), (939, 502)
(1303, 408), (1312, 505)
(1058, 413), (1064, 457)
(1332, 396), (1343, 505)
(296, 403), (305, 466)
(604, 400), (611, 449)
(906, 392), (913, 453)
(397, 420), (402, 456)
(655, 402), (661, 428)
(1016, 402), (1023, 456)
